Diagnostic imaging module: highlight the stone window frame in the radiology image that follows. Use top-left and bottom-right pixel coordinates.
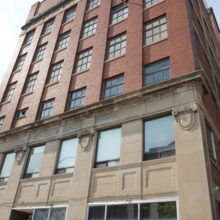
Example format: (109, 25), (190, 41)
(86, 0), (101, 11)
(63, 6), (76, 23)
(33, 43), (47, 62)
(106, 32), (127, 60)
(144, 15), (168, 45)
(41, 18), (54, 35)
(102, 74), (124, 99)
(110, 3), (128, 25)
(3, 82), (17, 102)
(23, 73), (38, 94)
(13, 54), (27, 72)
(47, 61), (63, 84)
(68, 88), (86, 110)
(81, 17), (98, 39)
(55, 31), (71, 51)
(38, 99), (55, 120)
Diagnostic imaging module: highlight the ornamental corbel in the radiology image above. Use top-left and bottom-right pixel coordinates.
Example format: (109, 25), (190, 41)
(172, 103), (198, 130)
(77, 128), (95, 152)
(14, 145), (27, 165)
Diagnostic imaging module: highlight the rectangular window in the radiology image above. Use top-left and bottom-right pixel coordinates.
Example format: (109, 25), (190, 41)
(33, 43), (47, 62)
(24, 73), (38, 94)
(103, 75), (124, 99)
(0, 117), (5, 129)
(38, 99), (54, 120)
(144, 16), (168, 45)
(15, 108), (28, 120)
(68, 88), (86, 110)
(81, 17), (98, 39)
(88, 201), (177, 220)
(42, 19), (54, 35)
(63, 6), (76, 23)
(75, 48), (92, 72)
(106, 33), (127, 60)
(144, 58), (170, 85)
(0, 152), (15, 182)
(24, 146), (45, 179)
(86, 0), (101, 10)
(111, 3), (128, 24)
(144, 115), (175, 160)
(55, 31), (71, 51)
(95, 127), (121, 168)
(47, 61), (63, 84)
(55, 138), (79, 174)
(207, 126), (217, 161)
(144, 0), (164, 9)
(23, 30), (35, 45)
(3, 82), (17, 102)
(13, 54), (27, 72)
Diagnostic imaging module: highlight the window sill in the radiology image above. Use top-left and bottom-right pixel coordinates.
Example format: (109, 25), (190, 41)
(53, 172), (73, 179)
(1, 100), (11, 105)
(12, 69), (22, 74)
(21, 91), (33, 97)
(143, 0), (165, 11)
(80, 33), (95, 41)
(32, 59), (43, 65)
(85, 5), (100, 13)
(45, 81), (59, 88)
(142, 156), (176, 166)
(143, 37), (168, 48)
(109, 18), (127, 27)
(22, 42), (31, 48)
(54, 47), (67, 54)
(105, 54), (126, 63)
(72, 68), (90, 76)
(61, 19), (74, 26)
(0, 181), (7, 186)
(40, 32), (51, 38)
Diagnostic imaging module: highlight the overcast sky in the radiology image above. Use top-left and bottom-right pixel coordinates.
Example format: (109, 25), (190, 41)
(0, 0), (219, 85)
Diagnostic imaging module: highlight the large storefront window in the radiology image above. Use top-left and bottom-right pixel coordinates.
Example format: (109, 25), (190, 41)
(88, 201), (177, 220)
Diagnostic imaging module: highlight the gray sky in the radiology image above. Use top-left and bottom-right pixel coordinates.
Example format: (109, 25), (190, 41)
(0, 0), (219, 85)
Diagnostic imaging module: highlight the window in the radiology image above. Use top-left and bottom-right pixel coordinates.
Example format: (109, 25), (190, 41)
(144, 16), (168, 45)
(144, 115), (175, 160)
(13, 54), (27, 72)
(86, 0), (101, 10)
(47, 61), (63, 84)
(24, 146), (45, 178)
(95, 127), (121, 168)
(88, 201), (177, 220)
(111, 3), (128, 24)
(38, 99), (54, 120)
(33, 43), (47, 62)
(63, 6), (76, 23)
(55, 31), (71, 51)
(81, 17), (98, 39)
(144, 0), (164, 8)
(24, 73), (38, 94)
(106, 33), (127, 60)
(74, 48), (92, 72)
(103, 75), (124, 99)
(144, 58), (170, 85)
(68, 88), (86, 110)
(23, 30), (35, 45)
(0, 152), (15, 182)
(207, 126), (217, 161)
(3, 82), (17, 102)
(55, 138), (79, 174)
(0, 117), (5, 129)
(15, 108), (28, 120)
(42, 19), (54, 35)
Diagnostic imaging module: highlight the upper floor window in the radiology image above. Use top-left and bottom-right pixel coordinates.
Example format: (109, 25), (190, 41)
(144, 115), (175, 160)
(95, 127), (121, 168)
(144, 58), (170, 85)
(3, 82), (17, 102)
(13, 54), (27, 72)
(33, 43), (47, 62)
(74, 48), (92, 72)
(111, 3), (128, 25)
(23, 30), (35, 46)
(55, 138), (79, 174)
(42, 19), (54, 35)
(0, 152), (15, 182)
(81, 17), (98, 39)
(55, 31), (71, 51)
(86, 0), (101, 10)
(144, 16), (167, 45)
(68, 88), (86, 110)
(47, 61), (63, 84)
(24, 146), (45, 178)
(144, 0), (164, 8)
(207, 125), (217, 161)
(106, 33), (127, 60)
(23, 73), (38, 94)
(38, 99), (54, 120)
(103, 75), (124, 99)
(63, 6), (76, 23)
(15, 108), (28, 120)
(0, 117), (5, 129)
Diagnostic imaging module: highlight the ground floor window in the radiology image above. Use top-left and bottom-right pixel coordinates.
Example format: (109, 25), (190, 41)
(10, 207), (67, 220)
(88, 200), (178, 220)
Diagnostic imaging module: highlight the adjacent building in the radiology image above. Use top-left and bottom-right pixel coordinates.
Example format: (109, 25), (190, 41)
(0, 0), (220, 219)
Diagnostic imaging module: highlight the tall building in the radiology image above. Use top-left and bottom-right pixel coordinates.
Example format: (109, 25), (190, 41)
(0, 0), (220, 219)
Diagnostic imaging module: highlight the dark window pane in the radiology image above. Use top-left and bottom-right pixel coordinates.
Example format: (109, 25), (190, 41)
(88, 206), (105, 220)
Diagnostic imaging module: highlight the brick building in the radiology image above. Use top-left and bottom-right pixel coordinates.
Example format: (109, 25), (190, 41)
(0, 0), (220, 219)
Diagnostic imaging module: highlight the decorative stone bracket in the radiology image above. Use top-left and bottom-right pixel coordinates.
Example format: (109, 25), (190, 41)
(172, 103), (198, 130)
(14, 146), (27, 165)
(77, 128), (95, 152)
